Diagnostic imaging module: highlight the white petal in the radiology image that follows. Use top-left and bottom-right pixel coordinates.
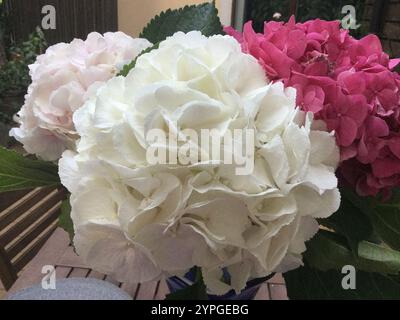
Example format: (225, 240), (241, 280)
(134, 224), (211, 272)
(309, 130), (339, 168)
(202, 268), (232, 295)
(294, 187), (341, 218)
(259, 136), (289, 188)
(74, 222), (161, 283)
(228, 261), (252, 294)
(58, 150), (80, 193)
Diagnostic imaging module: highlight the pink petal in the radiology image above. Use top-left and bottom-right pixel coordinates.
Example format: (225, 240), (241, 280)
(337, 116), (358, 147)
(341, 144), (357, 161)
(345, 95), (368, 126)
(366, 116), (389, 138)
(338, 71), (366, 95)
(224, 26), (243, 43)
(389, 58), (400, 70)
(259, 41), (295, 79)
(388, 137), (400, 159)
(286, 30), (307, 60)
(372, 158), (400, 178)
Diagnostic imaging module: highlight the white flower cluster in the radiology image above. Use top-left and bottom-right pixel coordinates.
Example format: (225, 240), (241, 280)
(10, 32), (152, 161)
(59, 32), (340, 295)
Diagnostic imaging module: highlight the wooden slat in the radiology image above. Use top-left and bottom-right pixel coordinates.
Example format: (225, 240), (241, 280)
(7, 228), (70, 295)
(7, 226), (289, 300)
(87, 270), (106, 280)
(13, 234), (50, 273)
(57, 246), (86, 269)
(0, 188), (51, 230)
(136, 281), (158, 300)
(11, 220), (58, 265)
(0, 188), (65, 246)
(154, 280), (170, 300)
(120, 281), (139, 298)
(0, 189), (32, 212)
(369, 0), (388, 35)
(55, 266), (72, 280)
(68, 267), (90, 278)
(104, 275), (121, 287)
(267, 273), (285, 285)
(4, 0), (118, 45)
(13, 223), (57, 272)
(254, 283), (270, 300)
(0, 245), (17, 290)
(269, 284), (288, 300)
(6, 204), (61, 259)
(0, 277), (6, 299)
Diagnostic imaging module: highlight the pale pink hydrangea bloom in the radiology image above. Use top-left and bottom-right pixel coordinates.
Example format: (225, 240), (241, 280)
(10, 32), (152, 161)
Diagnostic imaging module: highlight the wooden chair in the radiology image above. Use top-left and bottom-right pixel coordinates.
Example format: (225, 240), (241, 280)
(0, 187), (67, 290)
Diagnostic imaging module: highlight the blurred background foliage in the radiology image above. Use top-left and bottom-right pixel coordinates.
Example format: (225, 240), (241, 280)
(0, 28), (46, 97)
(0, 0), (47, 147)
(246, 0), (367, 38)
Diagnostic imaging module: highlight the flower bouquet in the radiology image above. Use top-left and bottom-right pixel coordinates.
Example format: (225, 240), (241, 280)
(1, 2), (400, 300)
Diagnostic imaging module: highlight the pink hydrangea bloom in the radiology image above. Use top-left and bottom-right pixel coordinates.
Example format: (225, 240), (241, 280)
(225, 18), (400, 198)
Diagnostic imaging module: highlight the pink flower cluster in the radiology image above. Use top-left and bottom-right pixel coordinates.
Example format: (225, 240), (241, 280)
(225, 17), (400, 198)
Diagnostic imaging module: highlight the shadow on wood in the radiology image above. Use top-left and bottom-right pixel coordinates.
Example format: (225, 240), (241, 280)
(0, 186), (67, 290)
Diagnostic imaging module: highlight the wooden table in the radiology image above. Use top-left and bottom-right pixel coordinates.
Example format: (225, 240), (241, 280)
(7, 228), (287, 300)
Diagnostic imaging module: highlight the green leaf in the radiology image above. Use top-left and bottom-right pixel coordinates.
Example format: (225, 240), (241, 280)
(305, 231), (400, 275)
(118, 43), (159, 77)
(369, 189), (400, 251)
(59, 197), (74, 242)
(0, 147), (61, 192)
(304, 231), (355, 271)
(166, 268), (208, 300)
(284, 265), (400, 299)
(139, 2), (223, 44)
(119, 2), (223, 78)
(340, 187), (377, 217)
(341, 188), (400, 251)
(358, 241), (400, 273)
(321, 191), (373, 255)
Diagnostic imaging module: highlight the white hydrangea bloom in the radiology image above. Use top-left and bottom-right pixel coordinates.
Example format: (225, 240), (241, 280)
(10, 32), (152, 161)
(59, 31), (340, 295)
